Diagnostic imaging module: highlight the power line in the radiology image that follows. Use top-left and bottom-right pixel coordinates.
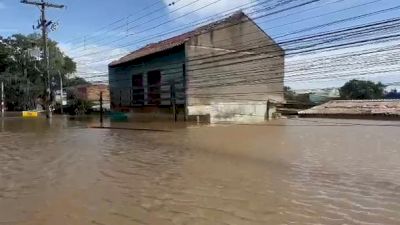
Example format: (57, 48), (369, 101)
(80, 45), (400, 83)
(23, 0), (398, 103)
(72, 0), (195, 49)
(70, 0), (386, 59)
(69, 0), (319, 57)
(71, 1), (399, 64)
(105, 53), (399, 92)
(75, 16), (400, 82)
(62, 0), (167, 45)
(67, 0), (230, 53)
(81, 52), (400, 93)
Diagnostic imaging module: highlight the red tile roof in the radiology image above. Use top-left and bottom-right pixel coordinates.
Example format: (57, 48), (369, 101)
(109, 11), (247, 67)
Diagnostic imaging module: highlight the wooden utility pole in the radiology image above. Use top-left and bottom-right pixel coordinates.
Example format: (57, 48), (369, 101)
(266, 99), (271, 121)
(21, 0), (64, 118)
(100, 92), (104, 127)
(58, 70), (63, 114)
(1, 81), (4, 118)
(23, 51), (29, 110)
(170, 82), (177, 122)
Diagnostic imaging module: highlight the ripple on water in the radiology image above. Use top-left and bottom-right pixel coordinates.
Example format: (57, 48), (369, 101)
(1, 118), (400, 225)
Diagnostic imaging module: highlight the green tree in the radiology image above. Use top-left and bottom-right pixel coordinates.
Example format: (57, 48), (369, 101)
(0, 36), (10, 73)
(0, 33), (81, 111)
(339, 79), (386, 100)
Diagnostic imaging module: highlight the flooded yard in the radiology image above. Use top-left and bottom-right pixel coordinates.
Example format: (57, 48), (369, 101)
(0, 117), (399, 225)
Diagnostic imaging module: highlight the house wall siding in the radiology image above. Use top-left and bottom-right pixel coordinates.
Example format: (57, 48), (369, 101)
(185, 16), (284, 121)
(108, 47), (186, 109)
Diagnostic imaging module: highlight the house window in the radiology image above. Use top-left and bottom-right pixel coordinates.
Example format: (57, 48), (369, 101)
(132, 73), (144, 105)
(147, 70), (161, 105)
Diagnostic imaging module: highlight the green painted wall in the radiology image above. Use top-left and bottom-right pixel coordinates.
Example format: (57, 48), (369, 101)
(108, 46), (186, 108)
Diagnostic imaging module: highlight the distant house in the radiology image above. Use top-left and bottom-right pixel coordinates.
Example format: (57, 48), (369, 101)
(299, 100), (400, 119)
(73, 84), (110, 109)
(108, 11), (284, 123)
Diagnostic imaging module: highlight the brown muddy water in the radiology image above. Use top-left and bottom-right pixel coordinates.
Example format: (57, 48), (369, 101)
(0, 117), (399, 225)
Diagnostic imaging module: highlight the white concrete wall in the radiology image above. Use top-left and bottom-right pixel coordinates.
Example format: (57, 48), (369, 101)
(188, 102), (276, 123)
(210, 102), (266, 123)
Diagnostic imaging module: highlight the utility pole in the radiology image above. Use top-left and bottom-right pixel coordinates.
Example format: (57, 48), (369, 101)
(23, 50), (29, 110)
(58, 70), (63, 114)
(99, 92), (103, 127)
(170, 82), (177, 122)
(21, 0), (64, 118)
(1, 81), (4, 118)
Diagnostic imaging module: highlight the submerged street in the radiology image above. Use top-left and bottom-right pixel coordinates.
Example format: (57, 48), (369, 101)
(2, 0), (400, 224)
(0, 117), (399, 225)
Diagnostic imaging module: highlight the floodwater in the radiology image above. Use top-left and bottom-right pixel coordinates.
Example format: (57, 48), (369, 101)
(0, 117), (399, 225)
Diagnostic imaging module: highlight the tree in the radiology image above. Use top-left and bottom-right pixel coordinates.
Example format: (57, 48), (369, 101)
(0, 36), (10, 73)
(0, 33), (82, 111)
(339, 79), (386, 100)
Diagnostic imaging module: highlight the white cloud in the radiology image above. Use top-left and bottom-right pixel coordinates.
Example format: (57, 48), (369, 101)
(163, 0), (257, 19)
(59, 43), (129, 82)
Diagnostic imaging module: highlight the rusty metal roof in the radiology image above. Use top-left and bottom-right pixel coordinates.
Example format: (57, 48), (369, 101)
(109, 11), (247, 67)
(299, 100), (400, 116)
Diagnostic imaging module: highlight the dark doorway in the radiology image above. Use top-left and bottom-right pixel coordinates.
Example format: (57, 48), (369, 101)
(132, 74), (144, 105)
(147, 70), (161, 105)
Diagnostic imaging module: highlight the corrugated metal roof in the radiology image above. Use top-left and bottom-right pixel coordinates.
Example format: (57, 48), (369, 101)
(299, 100), (400, 116)
(109, 11), (247, 67)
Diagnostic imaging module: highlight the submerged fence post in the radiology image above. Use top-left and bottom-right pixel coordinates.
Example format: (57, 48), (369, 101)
(100, 91), (104, 127)
(119, 90), (122, 107)
(170, 83), (177, 122)
(266, 99), (271, 121)
(129, 89), (132, 107)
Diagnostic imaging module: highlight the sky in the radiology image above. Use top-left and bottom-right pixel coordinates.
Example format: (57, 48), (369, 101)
(0, 0), (399, 90)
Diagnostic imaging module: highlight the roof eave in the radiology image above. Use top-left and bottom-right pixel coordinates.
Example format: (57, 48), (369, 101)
(108, 42), (187, 68)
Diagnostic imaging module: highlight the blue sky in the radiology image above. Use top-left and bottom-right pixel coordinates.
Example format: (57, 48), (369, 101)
(1, 0), (399, 90)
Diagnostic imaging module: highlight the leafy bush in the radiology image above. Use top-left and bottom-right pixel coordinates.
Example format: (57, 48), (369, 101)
(66, 91), (94, 115)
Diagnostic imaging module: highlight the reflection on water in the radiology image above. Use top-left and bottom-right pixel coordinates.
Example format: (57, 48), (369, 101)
(0, 117), (399, 225)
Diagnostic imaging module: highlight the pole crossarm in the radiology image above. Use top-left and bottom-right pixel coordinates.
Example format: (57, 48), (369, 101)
(21, 0), (64, 9)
